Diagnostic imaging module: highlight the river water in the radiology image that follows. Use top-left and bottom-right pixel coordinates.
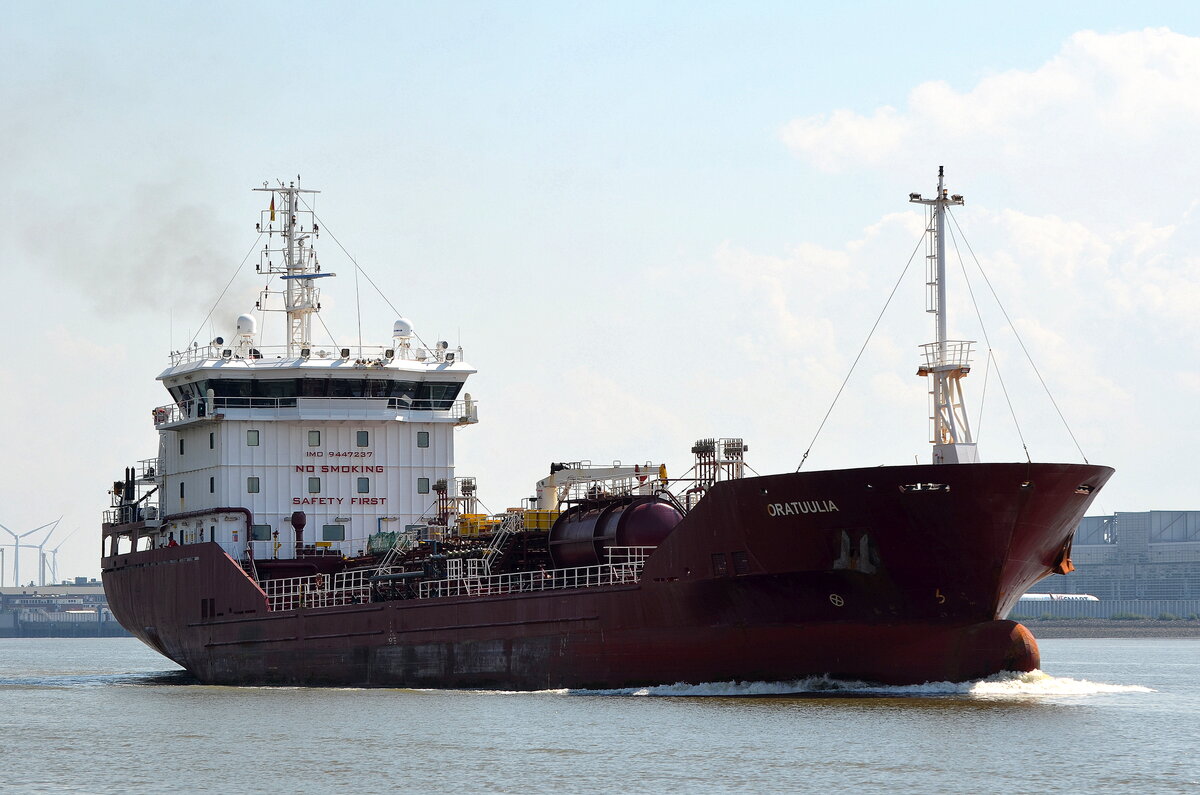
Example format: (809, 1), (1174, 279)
(1, 637), (1196, 793)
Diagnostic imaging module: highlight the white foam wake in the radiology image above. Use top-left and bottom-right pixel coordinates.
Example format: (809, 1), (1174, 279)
(561, 670), (1154, 699)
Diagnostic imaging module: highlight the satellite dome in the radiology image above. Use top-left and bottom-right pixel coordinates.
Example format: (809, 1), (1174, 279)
(236, 314), (257, 337)
(393, 318), (414, 338)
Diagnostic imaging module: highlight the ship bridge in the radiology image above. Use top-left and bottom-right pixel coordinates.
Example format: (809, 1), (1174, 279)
(110, 180), (481, 565)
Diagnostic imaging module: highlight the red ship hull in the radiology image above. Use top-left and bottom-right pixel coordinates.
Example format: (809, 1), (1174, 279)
(102, 462), (1111, 688)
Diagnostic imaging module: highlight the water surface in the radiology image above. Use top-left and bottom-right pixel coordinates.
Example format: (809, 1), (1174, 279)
(1, 637), (1195, 793)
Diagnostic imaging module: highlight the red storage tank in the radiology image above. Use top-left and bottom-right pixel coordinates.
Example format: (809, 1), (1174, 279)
(548, 496), (682, 568)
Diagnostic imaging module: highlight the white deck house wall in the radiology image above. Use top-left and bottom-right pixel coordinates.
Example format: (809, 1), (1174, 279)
(160, 415), (456, 552)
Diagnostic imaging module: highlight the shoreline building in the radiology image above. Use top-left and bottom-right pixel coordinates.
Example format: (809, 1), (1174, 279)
(1026, 510), (1200, 600)
(0, 581), (129, 637)
(1018, 510), (1200, 619)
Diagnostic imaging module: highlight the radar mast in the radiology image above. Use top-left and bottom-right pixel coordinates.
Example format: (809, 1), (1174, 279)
(910, 167), (977, 465)
(253, 180), (326, 357)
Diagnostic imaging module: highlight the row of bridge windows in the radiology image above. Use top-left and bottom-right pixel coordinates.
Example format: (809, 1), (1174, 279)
(168, 378), (463, 410)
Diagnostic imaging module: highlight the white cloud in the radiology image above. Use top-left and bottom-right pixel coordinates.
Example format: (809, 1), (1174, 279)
(780, 28), (1200, 170)
(780, 106), (911, 172)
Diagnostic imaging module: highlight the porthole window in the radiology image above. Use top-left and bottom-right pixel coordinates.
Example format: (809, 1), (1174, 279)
(417, 431), (429, 448)
(417, 477), (430, 494)
(247, 477), (260, 494)
(356, 430), (369, 447)
(247, 429), (260, 446)
(308, 430), (321, 447)
(308, 477), (321, 494)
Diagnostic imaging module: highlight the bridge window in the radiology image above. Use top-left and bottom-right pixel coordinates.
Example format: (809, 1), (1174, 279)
(322, 524), (346, 541)
(308, 430), (321, 447)
(198, 376), (455, 409)
(417, 431), (429, 448)
(357, 477), (370, 493)
(300, 378), (330, 398)
(247, 477), (260, 494)
(247, 430), (259, 446)
(356, 430), (369, 447)
(414, 382), (462, 410)
(417, 477), (430, 494)
(308, 477), (321, 494)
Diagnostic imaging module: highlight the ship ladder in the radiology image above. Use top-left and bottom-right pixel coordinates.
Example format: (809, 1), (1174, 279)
(240, 554), (260, 584)
(374, 532), (417, 578)
(482, 512), (525, 576)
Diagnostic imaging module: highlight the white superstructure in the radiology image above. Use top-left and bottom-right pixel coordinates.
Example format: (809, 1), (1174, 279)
(142, 181), (479, 559)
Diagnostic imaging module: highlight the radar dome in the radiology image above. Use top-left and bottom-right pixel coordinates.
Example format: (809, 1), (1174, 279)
(393, 318), (414, 338)
(236, 314), (257, 337)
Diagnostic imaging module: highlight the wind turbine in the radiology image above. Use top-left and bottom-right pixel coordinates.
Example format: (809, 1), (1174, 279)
(0, 518), (61, 588)
(34, 519), (64, 586)
(46, 527), (80, 585)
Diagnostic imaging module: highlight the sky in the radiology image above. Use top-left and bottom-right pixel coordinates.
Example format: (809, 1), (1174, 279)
(3, 1), (1200, 581)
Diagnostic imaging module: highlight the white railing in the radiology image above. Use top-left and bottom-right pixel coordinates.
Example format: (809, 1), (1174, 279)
(262, 569), (373, 612)
(169, 343), (465, 367)
(418, 546), (655, 599)
(103, 504), (162, 526)
(152, 396), (479, 427)
(372, 531), (421, 577)
(483, 511), (526, 560)
(919, 340), (975, 370)
(259, 546), (656, 610)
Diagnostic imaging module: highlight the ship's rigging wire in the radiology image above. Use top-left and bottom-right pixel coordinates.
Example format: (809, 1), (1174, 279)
(315, 312), (340, 351)
(298, 196), (437, 355)
(947, 208), (1089, 464)
(257, 274), (274, 349)
(796, 229), (927, 471)
(355, 254), (364, 358)
(185, 234), (263, 350)
(975, 350), (993, 439)
(944, 222), (1030, 463)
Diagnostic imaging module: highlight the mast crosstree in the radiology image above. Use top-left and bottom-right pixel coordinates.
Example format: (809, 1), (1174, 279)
(910, 167), (977, 465)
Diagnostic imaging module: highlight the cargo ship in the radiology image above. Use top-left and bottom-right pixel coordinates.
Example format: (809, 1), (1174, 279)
(101, 170), (1112, 688)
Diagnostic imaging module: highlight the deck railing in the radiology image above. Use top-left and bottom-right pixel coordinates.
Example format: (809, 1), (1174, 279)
(259, 546), (656, 612)
(418, 546), (655, 600)
(152, 395), (478, 427)
(261, 569), (373, 612)
(169, 343), (464, 367)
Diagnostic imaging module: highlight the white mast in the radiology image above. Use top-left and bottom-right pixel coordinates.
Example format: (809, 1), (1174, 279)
(910, 167), (977, 465)
(253, 180), (324, 357)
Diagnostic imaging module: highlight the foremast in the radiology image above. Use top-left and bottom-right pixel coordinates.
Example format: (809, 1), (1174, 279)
(910, 167), (977, 465)
(253, 181), (326, 357)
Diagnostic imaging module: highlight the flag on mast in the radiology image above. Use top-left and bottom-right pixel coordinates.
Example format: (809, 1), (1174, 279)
(269, 195), (276, 222)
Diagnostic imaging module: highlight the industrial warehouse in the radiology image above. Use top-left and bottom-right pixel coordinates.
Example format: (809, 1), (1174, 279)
(1021, 510), (1200, 619)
